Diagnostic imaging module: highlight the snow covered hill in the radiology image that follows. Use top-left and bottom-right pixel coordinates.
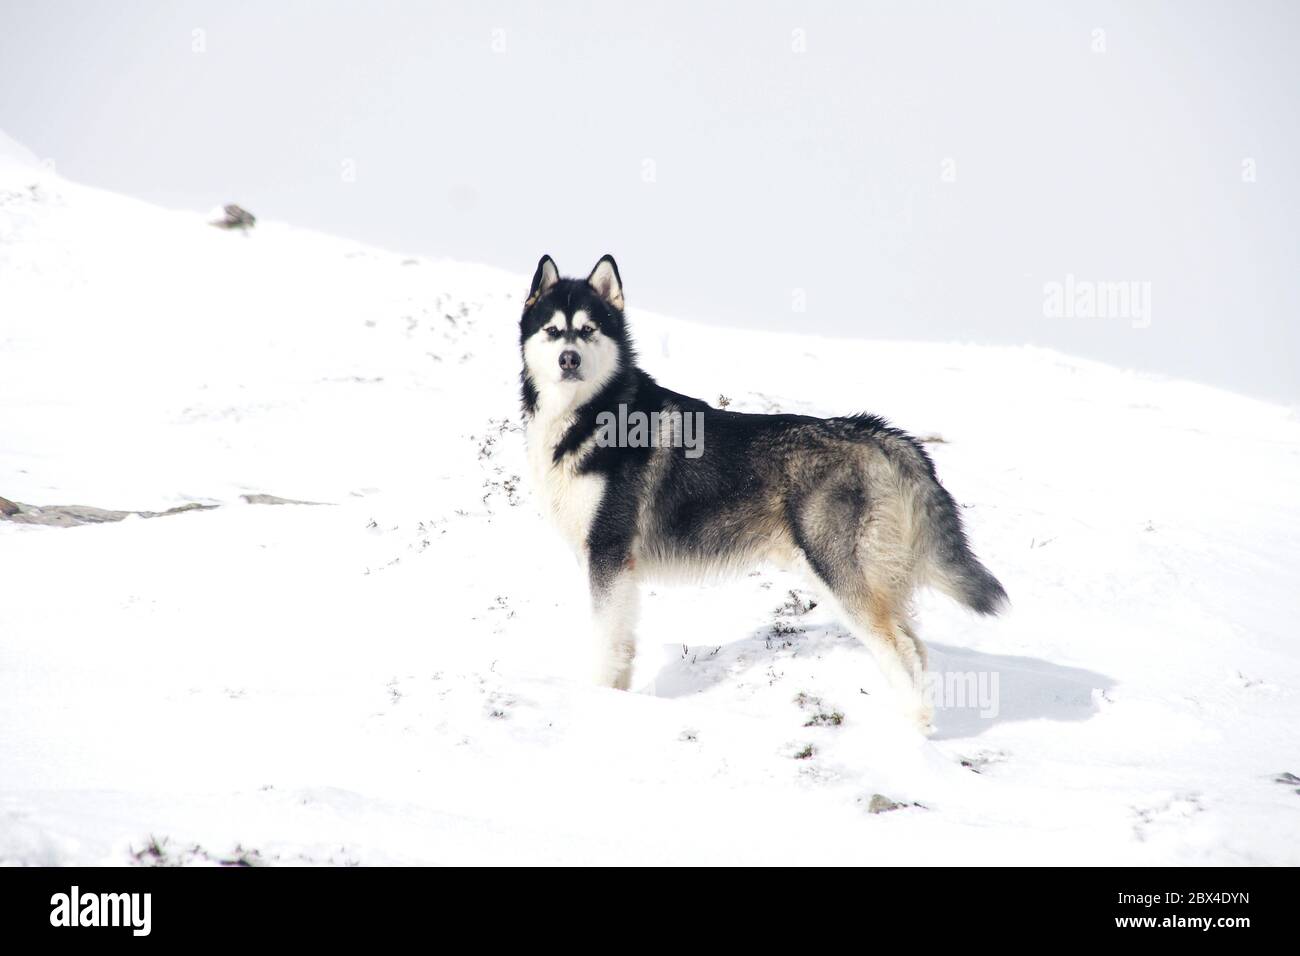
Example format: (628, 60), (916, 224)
(2, 131), (1298, 865)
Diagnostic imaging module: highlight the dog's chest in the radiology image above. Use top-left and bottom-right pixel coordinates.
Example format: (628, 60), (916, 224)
(526, 415), (606, 553)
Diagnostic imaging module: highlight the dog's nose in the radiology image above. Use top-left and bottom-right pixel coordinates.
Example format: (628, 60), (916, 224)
(559, 350), (581, 370)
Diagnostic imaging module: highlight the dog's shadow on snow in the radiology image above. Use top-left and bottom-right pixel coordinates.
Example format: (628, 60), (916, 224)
(646, 623), (1114, 740)
(921, 641), (1114, 740)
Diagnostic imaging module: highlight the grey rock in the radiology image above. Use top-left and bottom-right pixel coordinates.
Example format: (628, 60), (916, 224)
(867, 794), (905, 814)
(240, 493), (328, 506)
(210, 204), (256, 230)
(1, 500), (218, 527)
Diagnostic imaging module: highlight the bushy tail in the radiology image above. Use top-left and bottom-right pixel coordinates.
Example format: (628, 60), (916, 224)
(922, 485), (1008, 616)
(842, 412), (1006, 614)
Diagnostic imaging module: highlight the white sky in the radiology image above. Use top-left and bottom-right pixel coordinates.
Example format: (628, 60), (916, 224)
(2, 0), (1297, 401)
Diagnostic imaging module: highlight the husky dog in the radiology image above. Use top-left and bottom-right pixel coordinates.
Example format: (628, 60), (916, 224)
(519, 255), (1006, 730)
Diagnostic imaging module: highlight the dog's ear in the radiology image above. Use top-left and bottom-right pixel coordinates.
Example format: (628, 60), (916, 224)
(525, 255), (560, 309)
(587, 255), (624, 311)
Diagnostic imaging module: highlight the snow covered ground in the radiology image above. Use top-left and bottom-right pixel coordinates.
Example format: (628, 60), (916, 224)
(2, 130), (1297, 865)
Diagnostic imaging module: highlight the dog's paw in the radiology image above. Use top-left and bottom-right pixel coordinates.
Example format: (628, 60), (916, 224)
(909, 698), (936, 736)
(592, 659), (634, 691)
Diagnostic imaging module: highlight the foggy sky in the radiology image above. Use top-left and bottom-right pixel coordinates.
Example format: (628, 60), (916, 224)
(2, 0), (1297, 401)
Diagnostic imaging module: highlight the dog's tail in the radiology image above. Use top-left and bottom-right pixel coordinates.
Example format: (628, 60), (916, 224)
(920, 483), (1008, 616)
(843, 413), (1007, 615)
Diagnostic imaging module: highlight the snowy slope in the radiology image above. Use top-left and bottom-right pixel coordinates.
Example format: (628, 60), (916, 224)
(2, 132), (1298, 865)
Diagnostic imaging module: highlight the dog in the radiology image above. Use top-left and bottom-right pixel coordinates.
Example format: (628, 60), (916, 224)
(519, 255), (1006, 730)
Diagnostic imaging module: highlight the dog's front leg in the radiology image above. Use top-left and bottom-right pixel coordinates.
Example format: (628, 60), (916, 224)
(589, 550), (640, 691)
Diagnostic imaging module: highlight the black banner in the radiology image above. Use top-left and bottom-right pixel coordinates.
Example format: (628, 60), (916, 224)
(0, 865), (1288, 943)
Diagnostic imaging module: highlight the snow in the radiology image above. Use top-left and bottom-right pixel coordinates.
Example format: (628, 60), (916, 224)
(2, 132), (1298, 865)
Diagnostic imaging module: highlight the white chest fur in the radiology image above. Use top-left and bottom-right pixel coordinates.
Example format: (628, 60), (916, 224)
(525, 411), (606, 555)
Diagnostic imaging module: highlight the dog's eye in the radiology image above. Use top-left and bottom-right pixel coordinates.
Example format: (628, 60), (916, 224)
(578, 327), (595, 339)
(544, 326), (561, 339)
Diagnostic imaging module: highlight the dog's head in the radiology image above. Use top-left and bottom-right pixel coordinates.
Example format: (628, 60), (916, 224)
(520, 255), (628, 412)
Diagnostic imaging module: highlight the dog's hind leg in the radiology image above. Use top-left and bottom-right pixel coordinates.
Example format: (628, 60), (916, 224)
(790, 482), (932, 731)
(898, 613), (928, 672)
(589, 550), (640, 691)
(829, 586), (933, 733)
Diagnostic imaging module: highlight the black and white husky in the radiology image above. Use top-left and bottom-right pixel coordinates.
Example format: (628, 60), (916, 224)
(519, 255), (1007, 730)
